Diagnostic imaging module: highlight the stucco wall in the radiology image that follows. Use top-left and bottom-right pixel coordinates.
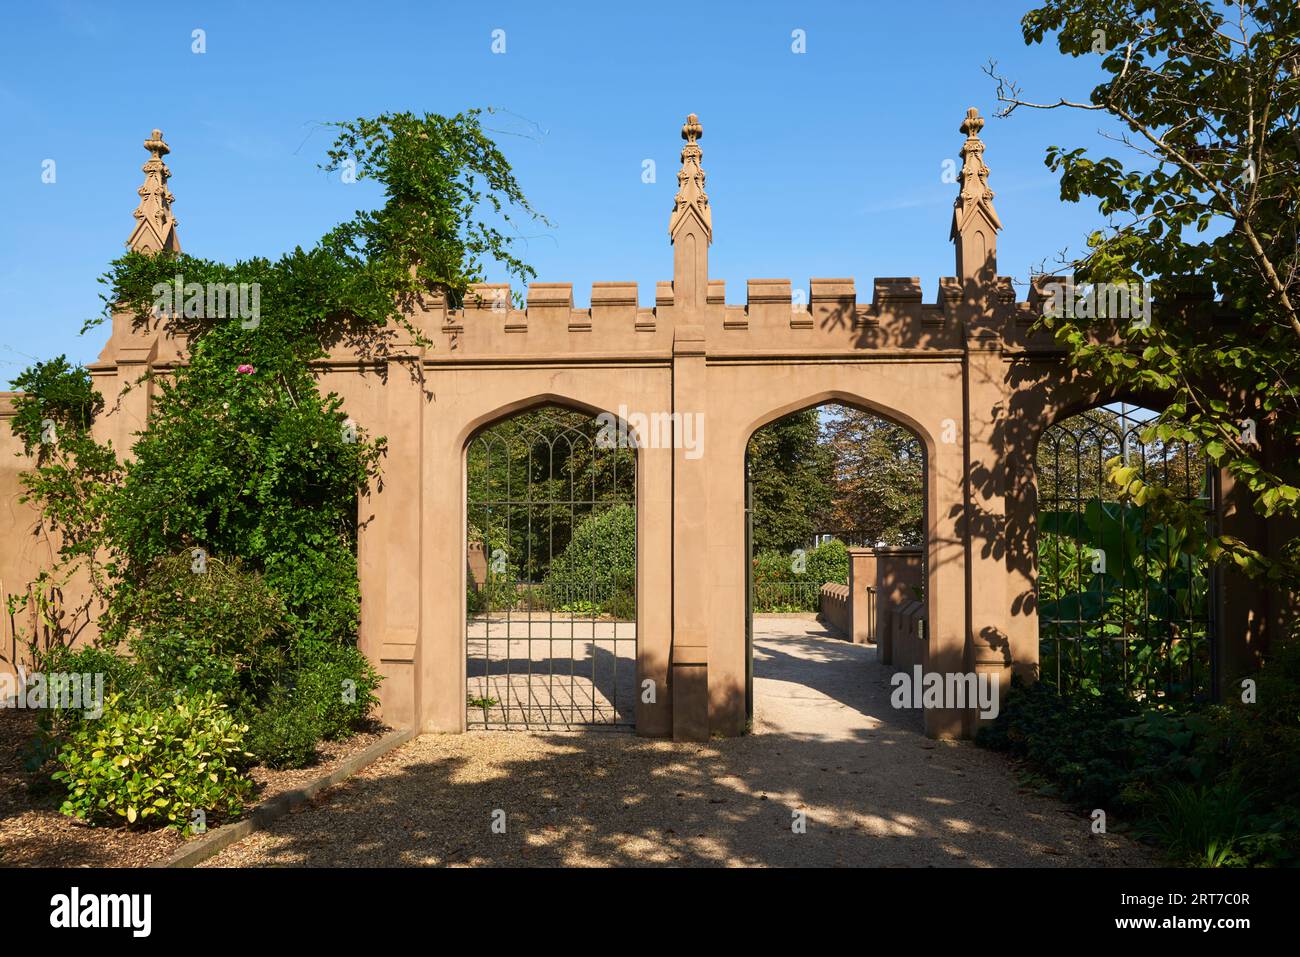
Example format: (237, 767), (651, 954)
(1, 111), (1278, 741)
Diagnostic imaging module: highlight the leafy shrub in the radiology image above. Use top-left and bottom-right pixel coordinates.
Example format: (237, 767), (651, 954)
(752, 549), (797, 585)
(753, 539), (849, 588)
(109, 554), (293, 710)
(556, 599), (599, 617)
(542, 504), (635, 617)
(979, 664), (1300, 866)
(603, 589), (636, 621)
(25, 644), (159, 766)
(1141, 777), (1259, 867)
(1216, 638), (1300, 800)
(245, 692), (321, 770)
(1036, 500), (1213, 700)
(751, 539), (849, 612)
(8, 356), (103, 449)
(975, 678), (1219, 809)
(99, 307), (384, 650)
(806, 538), (849, 585)
(977, 679), (1142, 808)
(33, 642), (156, 711)
(52, 692), (253, 834)
(467, 565), (522, 616)
(289, 640), (381, 741)
(7, 359), (123, 642)
(243, 641), (380, 768)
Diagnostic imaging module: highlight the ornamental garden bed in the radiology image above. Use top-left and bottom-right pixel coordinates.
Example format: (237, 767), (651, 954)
(0, 706), (387, 868)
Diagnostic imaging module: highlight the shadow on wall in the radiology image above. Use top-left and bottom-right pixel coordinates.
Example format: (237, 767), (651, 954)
(981, 352), (1180, 677)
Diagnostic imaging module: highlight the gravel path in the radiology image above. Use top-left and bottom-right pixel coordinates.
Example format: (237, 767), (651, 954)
(205, 617), (1155, 867)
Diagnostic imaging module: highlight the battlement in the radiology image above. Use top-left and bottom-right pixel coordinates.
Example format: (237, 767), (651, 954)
(83, 111), (1227, 372)
(370, 271), (1073, 361)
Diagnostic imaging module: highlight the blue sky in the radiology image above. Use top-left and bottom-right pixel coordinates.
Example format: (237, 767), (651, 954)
(0, 0), (1121, 386)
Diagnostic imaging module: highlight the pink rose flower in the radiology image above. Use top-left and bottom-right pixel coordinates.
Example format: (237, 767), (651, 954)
(237, 364), (255, 375)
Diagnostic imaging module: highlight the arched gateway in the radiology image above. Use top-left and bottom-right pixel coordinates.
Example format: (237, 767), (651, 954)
(0, 112), (1274, 740)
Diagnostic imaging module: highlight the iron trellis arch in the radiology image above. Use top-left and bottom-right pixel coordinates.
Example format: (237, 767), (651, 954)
(1036, 405), (1217, 701)
(465, 405), (638, 729)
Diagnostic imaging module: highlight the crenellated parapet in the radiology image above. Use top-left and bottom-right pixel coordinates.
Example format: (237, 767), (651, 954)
(88, 111), (1206, 375)
(374, 272), (1073, 362)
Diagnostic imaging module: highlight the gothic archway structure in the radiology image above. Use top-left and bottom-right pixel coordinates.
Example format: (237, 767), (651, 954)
(0, 111), (1277, 740)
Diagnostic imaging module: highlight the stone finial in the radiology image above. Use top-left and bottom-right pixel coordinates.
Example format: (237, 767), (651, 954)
(126, 128), (181, 254)
(669, 113), (712, 243)
(959, 107), (985, 138)
(951, 108), (1001, 237)
(951, 107), (1000, 280)
(681, 113), (703, 144)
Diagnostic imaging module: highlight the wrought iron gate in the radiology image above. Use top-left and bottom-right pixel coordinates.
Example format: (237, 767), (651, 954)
(1037, 405), (1217, 702)
(466, 406), (636, 729)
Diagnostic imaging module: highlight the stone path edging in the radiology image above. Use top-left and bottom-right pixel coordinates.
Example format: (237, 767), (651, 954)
(165, 726), (418, 868)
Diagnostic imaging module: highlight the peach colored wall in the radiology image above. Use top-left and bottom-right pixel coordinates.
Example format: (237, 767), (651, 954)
(874, 547), (925, 665)
(847, 548), (877, 645)
(0, 397), (49, 671)
(0, 111), (1277, 741)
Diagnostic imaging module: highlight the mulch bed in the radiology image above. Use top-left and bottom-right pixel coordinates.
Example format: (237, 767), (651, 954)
(0, 706), (387, 868)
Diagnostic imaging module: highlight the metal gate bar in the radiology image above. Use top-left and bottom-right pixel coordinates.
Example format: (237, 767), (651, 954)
(1038, 405), (1215, 702)
(466, 407), (636, 729)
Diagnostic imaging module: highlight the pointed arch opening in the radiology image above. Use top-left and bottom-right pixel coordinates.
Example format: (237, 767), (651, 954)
(1035, 401), (1217, 701)
(741, 400), (927, 728)
(464, 403), (638, 729)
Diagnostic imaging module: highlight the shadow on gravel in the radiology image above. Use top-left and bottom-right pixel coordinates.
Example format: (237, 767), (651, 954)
(215, 625), (1150, 867)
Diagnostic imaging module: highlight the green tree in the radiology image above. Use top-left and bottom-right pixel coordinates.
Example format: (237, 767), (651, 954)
(92, 110), (546, 645)
(319, 110), (550, 311)
(746, 409), (835, 553)
(102, 322), (382, 646)
(821, 407), (924, 545)
(988, 0), (1300, 594)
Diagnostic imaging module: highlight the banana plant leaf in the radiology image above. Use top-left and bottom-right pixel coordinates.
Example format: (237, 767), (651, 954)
(1039, 500), (1207, 624)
